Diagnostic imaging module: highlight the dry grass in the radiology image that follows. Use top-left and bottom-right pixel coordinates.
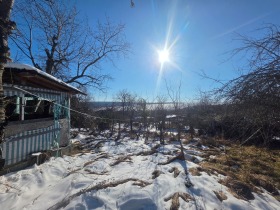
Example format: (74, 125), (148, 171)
(189, 167), (202, 176)
(64, 168), (81, 177)
(182, 139), (190, 145)
(250, 174), (279, 196)
(199, 162), (232, 177)
(110, 156), (132, 166)
(164, 192), (193, 210)
(213, 190), (227, 202)
(68, 143), (83, 156)
(84, 168), (108, 175)
(200, 137), (232, 148)
(152, 170), (163, 179)
(132, 180), (152, 187)
(158, 153), (185, 165)
(199, 140), (280, 200)
(168, 167), (181, 178)
(219, 177), (254, 200)
(83, 154), (109, 167)
(134, 144), (160, 156)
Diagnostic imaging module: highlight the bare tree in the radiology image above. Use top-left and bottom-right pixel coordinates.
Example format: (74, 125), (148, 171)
(166, 79), (185, 160)
(11, 0), (130, 89)
(116, 89), (130, 119)
(126, 93), (137, 132)
(137, 97), (149, 131)
(116, 89), (137, 132)
(216, 24), (280, 145)
(106, 102), (117, 136)
(0, 0), (15, 144)
(70, 93), (95, 131)
(154, 95), (168, 145)
(115, 89), (129, 138)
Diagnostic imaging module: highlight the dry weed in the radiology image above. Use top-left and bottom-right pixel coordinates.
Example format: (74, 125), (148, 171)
(164, 192), (193, 210)
(152, 170), (163, 179)
(110, 156), (132, 166)
(220, 177), (254, 200)
(83, 154), (109, 167)
(169, 167), (181, 178)
(200, 140), (280, 200)
(250, 174), (279, 196)
(189, 167), (202, 176)
(84, 168), (108, 175)
(213, 190), (227, 202)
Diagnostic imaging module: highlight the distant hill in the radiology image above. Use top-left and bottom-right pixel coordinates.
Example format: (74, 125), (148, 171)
(87, 101), (179, 111)
(87, 101), (122, 109)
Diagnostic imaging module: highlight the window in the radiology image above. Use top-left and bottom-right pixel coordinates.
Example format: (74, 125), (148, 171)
(5, 95), (54, 121)
(24, 95), (53, 120)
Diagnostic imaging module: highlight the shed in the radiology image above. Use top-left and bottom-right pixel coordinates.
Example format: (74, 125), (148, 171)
(0, 63), (83, 168)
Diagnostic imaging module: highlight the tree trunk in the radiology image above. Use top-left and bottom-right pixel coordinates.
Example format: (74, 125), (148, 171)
(116, 121), (121, 140)
(0, 0), (15, 145)
(177, 121), (185, 160)
(130, 118), (133, 132)
(159, 122), (164, 145)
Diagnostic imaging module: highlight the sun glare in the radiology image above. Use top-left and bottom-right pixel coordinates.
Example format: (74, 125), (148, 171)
(158, 49), (170, 64)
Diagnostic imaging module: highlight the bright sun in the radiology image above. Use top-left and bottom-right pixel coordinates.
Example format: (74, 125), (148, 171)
(158, 49), (170, 64)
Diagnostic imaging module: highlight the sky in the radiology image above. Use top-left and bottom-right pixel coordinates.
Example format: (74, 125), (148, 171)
(12, 0), (280, 102)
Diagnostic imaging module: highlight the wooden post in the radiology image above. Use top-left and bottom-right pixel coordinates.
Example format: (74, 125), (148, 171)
(20, 97), (25, 121)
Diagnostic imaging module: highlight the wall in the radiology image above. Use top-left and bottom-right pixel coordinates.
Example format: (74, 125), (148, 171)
(1, 84), (72, 167)
(5, 118), (54, 137)
(1, 119), (60, 166)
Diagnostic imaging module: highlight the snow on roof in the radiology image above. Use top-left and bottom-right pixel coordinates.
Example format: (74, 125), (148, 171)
(4, 62), (84, 94)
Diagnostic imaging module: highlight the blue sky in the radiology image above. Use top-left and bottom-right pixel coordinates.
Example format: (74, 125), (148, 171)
(12, 0), (280, 102)
(77, 0), (280, 102)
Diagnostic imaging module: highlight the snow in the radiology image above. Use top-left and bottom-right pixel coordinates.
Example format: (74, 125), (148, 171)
(166, 115), (177, 119)
(0, 133), (279, 210)
(31, 152), (42, 156)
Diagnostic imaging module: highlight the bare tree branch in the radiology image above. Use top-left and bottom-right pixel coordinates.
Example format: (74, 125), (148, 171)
(215, 24), (280, 145)
(11, 0), (130, 90)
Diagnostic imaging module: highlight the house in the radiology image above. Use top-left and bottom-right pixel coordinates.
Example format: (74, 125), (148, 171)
(0, 63), (83, 169)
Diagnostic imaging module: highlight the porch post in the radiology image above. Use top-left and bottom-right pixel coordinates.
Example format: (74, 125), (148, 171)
(20, 96), (25, 121)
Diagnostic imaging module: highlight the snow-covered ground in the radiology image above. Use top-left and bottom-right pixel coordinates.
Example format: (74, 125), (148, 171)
(0, 133), (279, 210)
